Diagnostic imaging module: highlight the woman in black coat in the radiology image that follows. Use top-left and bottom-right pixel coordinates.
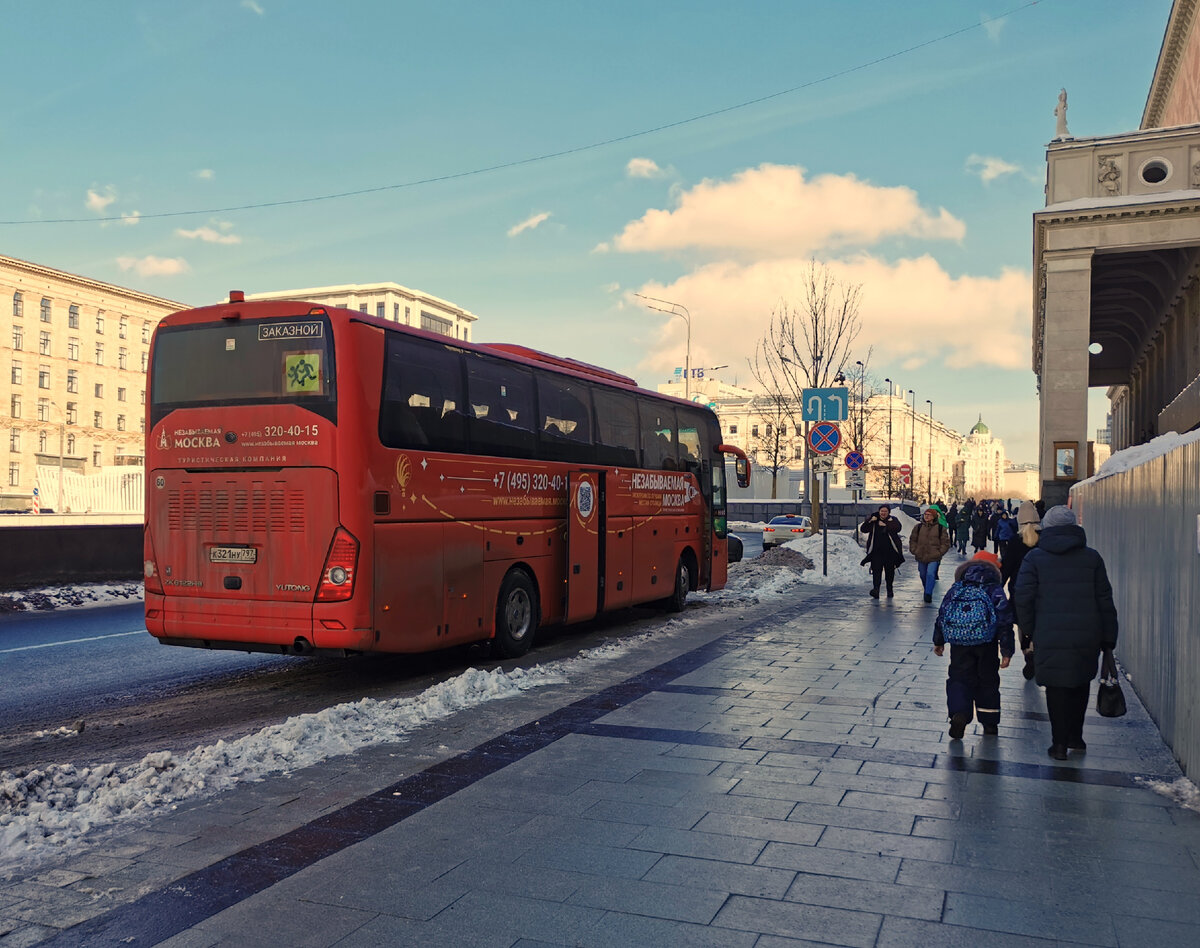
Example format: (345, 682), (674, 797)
(970, 507), (989, 553)
(1014, 505), (1119, 760)
(859, 505), (904, 598)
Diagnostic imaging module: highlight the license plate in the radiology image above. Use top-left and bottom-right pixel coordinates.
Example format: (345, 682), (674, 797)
(209, 546), (257, 564)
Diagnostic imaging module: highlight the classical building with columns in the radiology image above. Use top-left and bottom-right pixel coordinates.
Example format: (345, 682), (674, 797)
(1034, 0), (1200, 504)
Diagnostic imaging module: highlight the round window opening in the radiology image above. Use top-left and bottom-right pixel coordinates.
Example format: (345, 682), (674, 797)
(1140, 158), (1170, 185)
(1088, 342), (1104, 355)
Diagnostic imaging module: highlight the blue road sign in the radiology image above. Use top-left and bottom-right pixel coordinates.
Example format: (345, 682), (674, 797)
(808, 422), (841, 455)
(844, 450), (865, 471)
(801, 387), (849, 422)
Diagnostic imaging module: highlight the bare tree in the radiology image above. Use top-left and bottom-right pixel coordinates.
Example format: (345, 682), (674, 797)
(749, 260), (864, 506)
(747, 394), (794, 499)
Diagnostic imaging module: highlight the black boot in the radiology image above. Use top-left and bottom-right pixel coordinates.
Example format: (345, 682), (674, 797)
(886, 584), (894, 598)
(869, 586), (880, 598)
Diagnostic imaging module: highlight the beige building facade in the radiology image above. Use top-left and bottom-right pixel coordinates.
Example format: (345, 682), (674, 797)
(1034, 0), (1200, 505)
(245, 282), (478, 341)
(1, 254), (184, 511)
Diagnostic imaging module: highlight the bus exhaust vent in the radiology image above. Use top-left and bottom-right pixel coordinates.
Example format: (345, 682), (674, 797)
(168, 483), (307, 533)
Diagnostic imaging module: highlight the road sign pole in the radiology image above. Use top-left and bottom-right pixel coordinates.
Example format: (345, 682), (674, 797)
(822, 472), (829, 577)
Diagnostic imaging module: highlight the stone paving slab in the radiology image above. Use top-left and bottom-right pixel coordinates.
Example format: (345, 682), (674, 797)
(5, 567), (1200, 946)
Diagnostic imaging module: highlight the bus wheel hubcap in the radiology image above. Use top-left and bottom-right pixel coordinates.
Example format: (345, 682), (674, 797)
(507, 590), (530, 639)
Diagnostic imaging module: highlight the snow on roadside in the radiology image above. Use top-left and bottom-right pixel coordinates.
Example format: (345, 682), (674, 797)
(781, 530), (871, 586)
(0, 581), (142, 614)
(1135, 775), (1200, 814)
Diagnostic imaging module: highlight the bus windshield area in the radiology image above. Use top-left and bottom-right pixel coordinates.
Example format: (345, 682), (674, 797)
(151, 317), (336, 425)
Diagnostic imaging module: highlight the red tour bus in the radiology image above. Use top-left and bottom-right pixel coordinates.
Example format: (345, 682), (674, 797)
(144, 295), (750, 658)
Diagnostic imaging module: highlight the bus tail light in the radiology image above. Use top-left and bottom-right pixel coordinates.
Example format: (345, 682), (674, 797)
(144, 533), (164, 595)
(316, 528), (359, 602)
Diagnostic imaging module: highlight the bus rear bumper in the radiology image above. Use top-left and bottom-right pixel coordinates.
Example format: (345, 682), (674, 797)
(145, 593), (373, 655)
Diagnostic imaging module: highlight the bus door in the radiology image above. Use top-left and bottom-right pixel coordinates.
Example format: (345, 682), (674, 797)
(566, 469), (605, 623)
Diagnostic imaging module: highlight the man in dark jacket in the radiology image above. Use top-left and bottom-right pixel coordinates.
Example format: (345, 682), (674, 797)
(1014, 505), (1119, 760)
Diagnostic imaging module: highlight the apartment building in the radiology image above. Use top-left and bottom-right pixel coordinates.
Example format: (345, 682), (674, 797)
(1, 254), (185, 510)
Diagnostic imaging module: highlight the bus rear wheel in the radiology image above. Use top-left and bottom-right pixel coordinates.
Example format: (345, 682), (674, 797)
(665, 557), (690, 613)
(495, 569), (538, 658)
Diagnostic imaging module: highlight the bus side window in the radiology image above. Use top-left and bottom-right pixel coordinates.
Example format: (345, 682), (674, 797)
(466, 354), (534, 458)
(380, 335), (465, 451)
(593, 388), (639, 467)
(537, 375), (593, 464)
(639, 403), (678, 471)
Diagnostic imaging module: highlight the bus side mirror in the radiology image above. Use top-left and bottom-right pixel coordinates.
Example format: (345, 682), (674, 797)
(735, 457), (750, 489)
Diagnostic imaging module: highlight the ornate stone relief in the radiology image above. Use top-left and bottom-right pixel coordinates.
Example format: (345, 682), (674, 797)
(1097, 154), (1122, 196)
(1191, 151), (1200, 188)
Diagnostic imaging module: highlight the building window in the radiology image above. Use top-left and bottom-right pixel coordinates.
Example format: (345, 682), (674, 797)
(39, 331), (51, 356)
(405, 306), (411, 321)
(97, 312), (107, 334)
(67, 434), (75, 454)
(67, 370), (78, 394)
(420, 312), (453, 336)
(376, 303), (385, 319)
(140, 352), (147, 372)
(39, 431), (48, 453)
(358, 304), (368, 314)
(8, 463), (18, 487)
(95, 343), (104, 365)
(11, 326), (22, 350)
(751, 425), (759, 437)
(141, 322), (150, 343)
(94, 383), (103, 398)
(117, 387), (126, 402)
(68, 304), (79, 329)
(139, 389), (145, 405)
(93, 411), (103, 429)
(728, 424), (738, 434)
(92, 446), (101, 466)
(463, 327), (469, 342)
(9, 430), (18, 452)
(779, 425), (787, 437)
(119, 316), (128, 339)
(117, 415), (126, 432)
(11, 362), (22, 385)
(139, 418), (145, 434)
(40, 298), (51, 322)
(118, 348), (128, 370)
(66, 402), (77, 424)
(12, 292), (22, 318)
(68, 338), (80, 361)
(38, 398), (50, 421)
(38, 366), (50, 389)
(794, 445), (804, 459)
(393, 303), (399, 321)
(10, 395), (20, 419)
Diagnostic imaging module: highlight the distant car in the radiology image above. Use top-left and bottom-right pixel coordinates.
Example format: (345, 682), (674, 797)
(762, 514), (814, 548)
(727, 533), (744, 563)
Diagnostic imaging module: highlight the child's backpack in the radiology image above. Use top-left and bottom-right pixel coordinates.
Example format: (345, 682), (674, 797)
(937, 580), (998, 645)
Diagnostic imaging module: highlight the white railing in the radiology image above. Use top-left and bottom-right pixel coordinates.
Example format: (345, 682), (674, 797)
(35, 464), (144, 514)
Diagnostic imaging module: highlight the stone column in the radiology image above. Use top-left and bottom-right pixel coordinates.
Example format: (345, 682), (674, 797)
(1039, 249), (1093, 505)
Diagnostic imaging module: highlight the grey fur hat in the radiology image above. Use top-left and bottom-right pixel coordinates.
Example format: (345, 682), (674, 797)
(1017, 500), (1041, 527)
(1041, 504), (1077, 528)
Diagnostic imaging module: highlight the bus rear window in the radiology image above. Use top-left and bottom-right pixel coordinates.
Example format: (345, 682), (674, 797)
(150, 318), (336, 425)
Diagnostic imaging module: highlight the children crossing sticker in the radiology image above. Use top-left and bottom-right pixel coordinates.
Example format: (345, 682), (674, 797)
(284, 352), (321, 393)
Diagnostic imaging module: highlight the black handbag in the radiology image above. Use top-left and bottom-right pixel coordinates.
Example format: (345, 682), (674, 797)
(1097, 648), (1127, 718)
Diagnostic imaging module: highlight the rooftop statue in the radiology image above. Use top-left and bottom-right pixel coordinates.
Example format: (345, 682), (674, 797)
(1054, 88), (1071, 140)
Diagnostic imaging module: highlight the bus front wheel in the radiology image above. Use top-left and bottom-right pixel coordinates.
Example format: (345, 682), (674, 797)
(495, 569), (538, 658)
(665, 557), (690, 613)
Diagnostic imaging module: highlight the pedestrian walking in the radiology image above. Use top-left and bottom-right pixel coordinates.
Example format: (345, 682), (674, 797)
(988, 505), (1004, 554)
(859, 505), (904, 599)
(1001, 500), (1041, 679)
(954, 512), (970, 555)
(994, 509), (1017, 560)
(970, 506), (989, 554)
(934, 551), (1014, 738)
(909, 506), (951, 603)
(947, 502), (959, 541)
(1014, 505), (1119, 761)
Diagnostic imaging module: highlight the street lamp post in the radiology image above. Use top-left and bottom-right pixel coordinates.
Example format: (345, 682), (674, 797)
(926, 399), (933, 503)
(884, 378), (893, 499)
(635, 294), (692, 399)
(908, 389), (916, 501)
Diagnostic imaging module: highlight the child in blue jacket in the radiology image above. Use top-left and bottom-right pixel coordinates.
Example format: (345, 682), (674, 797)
(933, 551), (1014, 739)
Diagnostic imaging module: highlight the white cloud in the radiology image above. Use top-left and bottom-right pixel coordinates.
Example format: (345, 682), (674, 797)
(85, 188), (116, 213)
(507, 211), (551, 237)
(602, 282), (621, 293)
(626, 158), (663, 179)
(242, 0), (264, 15)
(176, 225), (241, 244)
(195, 169), (215, 180)
(592, 241), (610, 254)
(116, 255), (189, 277)
(120, 211), (141, 226)
(966, 153), (1021, 184)
(981, 12), (1007, 41)
(632, 254), (1030, 377)
(613, 164), (965, 259)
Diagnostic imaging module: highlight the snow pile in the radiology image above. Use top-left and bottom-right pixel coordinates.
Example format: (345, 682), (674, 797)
(0, 582), (142, 614)
(780, 530), (871, 586)
(1082, 429), (1200, 484)
(1135, 775), (1200, 814)
(0, 640), (655, 871)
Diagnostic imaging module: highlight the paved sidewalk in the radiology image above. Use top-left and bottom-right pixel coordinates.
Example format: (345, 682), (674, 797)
(4, 563), (1200, 947)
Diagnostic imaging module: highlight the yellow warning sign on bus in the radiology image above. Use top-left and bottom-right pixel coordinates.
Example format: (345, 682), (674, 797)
(284, 353), (321, 393)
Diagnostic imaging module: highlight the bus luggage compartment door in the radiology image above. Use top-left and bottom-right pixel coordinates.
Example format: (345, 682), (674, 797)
(565, 470), (605, 624)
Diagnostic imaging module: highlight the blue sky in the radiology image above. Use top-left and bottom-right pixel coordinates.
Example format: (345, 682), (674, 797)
(1, 0), (1174, 464)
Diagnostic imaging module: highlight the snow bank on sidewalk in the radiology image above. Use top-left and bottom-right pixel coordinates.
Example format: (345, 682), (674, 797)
(0, 581), (142, 614)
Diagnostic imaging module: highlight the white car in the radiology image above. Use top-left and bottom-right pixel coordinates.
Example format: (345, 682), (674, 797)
(762, 514), (814, 548)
